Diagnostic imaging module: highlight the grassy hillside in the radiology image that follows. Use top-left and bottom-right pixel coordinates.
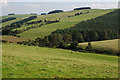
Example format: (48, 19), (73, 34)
(18, 9), (115, 39)
(79, 39), (119, 51)
(2, 14), (33, 19)
(2, 43), (118, 78)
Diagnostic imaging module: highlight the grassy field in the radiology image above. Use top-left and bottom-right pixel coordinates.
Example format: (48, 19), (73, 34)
(18, 9), (115, 40)
(2, 43), (118, 78)
(79, 39), (119, 51)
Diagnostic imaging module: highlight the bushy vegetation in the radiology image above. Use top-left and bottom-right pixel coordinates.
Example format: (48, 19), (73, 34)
(11, 23), (44, 35)
(41, 13), (46, 15)
(2, 16), (37, 35)
(27, 20), (42, 25)
(74, 7), (91, 10)
(2, 18), (60, 36)
(30, 13), (37, 15)
(8, 13), (15, 15)
(68, 11), (89, 18)
(48, 10), (64, 14)
(45, 19), (60, 24)
(0, 17), (16, 23)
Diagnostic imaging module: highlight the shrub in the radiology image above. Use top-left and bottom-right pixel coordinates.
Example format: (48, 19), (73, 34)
(41, 13), (46, 15)
(74, 7), (91, 10)
(48, 10), (64, 14)
(8, 13), (15, 15)
(85, 42), (93, 52)
(17, 36), (21, 37)
(2, 40), (8, 43)
(69, 41), (78, 49)
(58, 42), (66, 49)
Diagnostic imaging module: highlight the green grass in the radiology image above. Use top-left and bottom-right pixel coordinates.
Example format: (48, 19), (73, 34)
(18, 9), (115, 40)
(2, 43), (118, 78)
(79, 39), (119, 51)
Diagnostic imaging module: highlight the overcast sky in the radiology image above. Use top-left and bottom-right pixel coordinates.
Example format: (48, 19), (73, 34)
(5, 0), (120, 2)
(0, 0), (119, 16)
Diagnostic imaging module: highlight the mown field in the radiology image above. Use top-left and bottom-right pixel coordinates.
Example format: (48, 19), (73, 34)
(2, 43), (118, 78)
(18, 9), (115, 39)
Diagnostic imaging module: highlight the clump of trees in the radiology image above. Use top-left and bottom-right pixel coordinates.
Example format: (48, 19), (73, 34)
(41, 13), (46, 15)
(2, 17), (61, 35)
(74, 12), (83, 16)
(0, 17), (16, 23)
(48, 10), (64, 14)
(31, 13), (37, 15)
(11, 23), (43, 35)
(8, 13), (15, 15)
(68, 11), (89, 18)
(74, 7), (91, 10)
(27, 20), (42, 25)
(11, 16), (37, 25)
(2, 16), (37, 35)
(45, 20), (60, 24)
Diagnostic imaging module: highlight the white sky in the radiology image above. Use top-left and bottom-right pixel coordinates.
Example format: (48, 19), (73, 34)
(5, 0), (120, 2)
(1, 0), (119, 16)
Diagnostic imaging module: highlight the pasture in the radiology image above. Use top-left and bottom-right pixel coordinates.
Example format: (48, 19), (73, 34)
(79, 39), (119, 51)
(2, 43), (118, 78)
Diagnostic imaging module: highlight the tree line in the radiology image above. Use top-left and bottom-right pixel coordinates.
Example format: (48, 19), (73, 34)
(2, 18), (60, 36)
(12, 19), (60, 35)
(68, 11), (89, 18)
(0, 17), (16, 23)
(48, 10), (64, 14)
(2, 16), (37, 35)
(74, 7), (91, 10)
(27, 20), (42, 25)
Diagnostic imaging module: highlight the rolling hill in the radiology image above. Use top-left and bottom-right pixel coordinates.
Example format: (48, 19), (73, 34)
(2, 43), (118, 78)
(17, 9), (115, 39)
(1, 8), (119, 78)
